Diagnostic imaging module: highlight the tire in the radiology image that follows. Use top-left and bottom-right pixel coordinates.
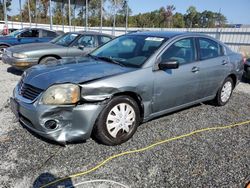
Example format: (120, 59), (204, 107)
(214, 77), (234, 106)
(93, 95), (140, 145)
(39, 56), (58, 65)
(0, 45), (9, 58)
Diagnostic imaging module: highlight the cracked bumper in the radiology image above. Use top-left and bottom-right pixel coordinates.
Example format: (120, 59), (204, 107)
(11, 86), (105, 144)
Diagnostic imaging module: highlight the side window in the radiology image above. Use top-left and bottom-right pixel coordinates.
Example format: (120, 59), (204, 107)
(199, 38), (220, 60)
(42, 30), (57, 38)
(75, 35), (96, 48)
(20, 29), (39, 38)
(161, 38), (195, 64)
(99, 36), (112, 45)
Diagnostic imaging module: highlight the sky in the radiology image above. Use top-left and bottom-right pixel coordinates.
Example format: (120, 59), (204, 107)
(10, 0), (250, 24)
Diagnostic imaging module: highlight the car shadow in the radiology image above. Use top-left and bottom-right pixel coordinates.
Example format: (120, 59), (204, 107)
(241, 77), (250, 84)
(7, 66), (23, 76)
(33, 172), (75, 188)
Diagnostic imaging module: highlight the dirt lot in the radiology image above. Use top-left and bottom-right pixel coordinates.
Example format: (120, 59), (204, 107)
(0, 61), (249, 188)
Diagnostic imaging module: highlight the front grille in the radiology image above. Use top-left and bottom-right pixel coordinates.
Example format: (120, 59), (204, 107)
(19, 80), (43, 101)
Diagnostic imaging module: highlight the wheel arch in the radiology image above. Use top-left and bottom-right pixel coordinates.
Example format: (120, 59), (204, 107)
(112, 91), (144, 122)
(227, 73), (237, 88)
(0, 43), (11, 47)
(38, 54), (61, 64)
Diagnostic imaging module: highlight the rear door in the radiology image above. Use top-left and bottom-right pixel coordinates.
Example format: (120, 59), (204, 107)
(195, 37), (230, 98)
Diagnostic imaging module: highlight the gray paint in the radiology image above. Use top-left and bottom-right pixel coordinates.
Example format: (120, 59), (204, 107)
(11, 32), (244, 144)
(2, 32), (113, 68)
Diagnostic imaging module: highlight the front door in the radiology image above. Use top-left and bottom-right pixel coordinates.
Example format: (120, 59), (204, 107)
(152, 37), (200, 113)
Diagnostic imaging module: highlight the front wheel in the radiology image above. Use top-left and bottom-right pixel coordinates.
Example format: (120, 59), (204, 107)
(214, 77), (234, 106)
(39, 56), (58, 65)
(93, 96), (140, 145)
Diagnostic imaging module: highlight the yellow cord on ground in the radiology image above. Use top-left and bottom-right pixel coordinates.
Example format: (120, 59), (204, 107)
(40, 119), (250, 188)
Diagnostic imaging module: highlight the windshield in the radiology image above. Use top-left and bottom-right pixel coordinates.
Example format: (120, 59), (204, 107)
(51, 33), (79, 47)
(91, 35), (167, 67)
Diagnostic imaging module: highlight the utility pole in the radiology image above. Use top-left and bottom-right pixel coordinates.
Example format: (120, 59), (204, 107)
(68, 0), (71, 31)
(3, 0), (8, 27)
(85, 0), (88, 31)
(125, 0), (129, 33)
(49, 0), (53, 30)
(113, 0), (116, 35)
(100, 0), (103, 32)
(27, 0), (31, 27)
(19, 0), (23, 28)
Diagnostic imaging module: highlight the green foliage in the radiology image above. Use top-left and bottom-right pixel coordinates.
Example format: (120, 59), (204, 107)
(8, 1), (227, 28)
(0, 0), (12, 20)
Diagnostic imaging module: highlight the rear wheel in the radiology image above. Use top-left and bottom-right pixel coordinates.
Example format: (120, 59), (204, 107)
(0, 45), (9, 58)
(39, 56), (58, 65)
(214, 77), (234, 106)
(93, 96), (140, 145)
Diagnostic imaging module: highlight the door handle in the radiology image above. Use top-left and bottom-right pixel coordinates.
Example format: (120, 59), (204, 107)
(191, 66), (200, 73)
(222, 60), (228, 65)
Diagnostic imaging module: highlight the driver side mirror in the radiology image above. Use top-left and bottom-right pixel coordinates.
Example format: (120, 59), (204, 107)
(78, 45), (85, 50)
(158, 60), (179, 70)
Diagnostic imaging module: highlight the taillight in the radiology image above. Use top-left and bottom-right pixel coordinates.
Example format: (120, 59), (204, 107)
(243, 57), (246, 64)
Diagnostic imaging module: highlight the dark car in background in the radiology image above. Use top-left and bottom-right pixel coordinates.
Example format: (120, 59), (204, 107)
(2, 31), (113, 69)
(10, 32), (243, 145)
(243, 58), (250, 79)
(0, 28), (61, 58)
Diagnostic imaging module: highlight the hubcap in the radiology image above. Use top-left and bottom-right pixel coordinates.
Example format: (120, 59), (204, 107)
(0, 48), (5, 58)
(221, 81), (232, 103)
(106, 103), (135, 138)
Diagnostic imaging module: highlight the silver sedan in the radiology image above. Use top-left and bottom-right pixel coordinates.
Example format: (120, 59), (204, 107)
(2, 31), (113, 69)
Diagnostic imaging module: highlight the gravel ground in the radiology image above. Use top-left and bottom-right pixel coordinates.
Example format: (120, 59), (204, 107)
(0, 61), (249, 188)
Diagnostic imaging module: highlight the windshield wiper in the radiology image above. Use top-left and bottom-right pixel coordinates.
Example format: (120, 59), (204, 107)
(97, 56), (125, 67)
(87, 54), (125, 67)
(87, 54), (99, 60)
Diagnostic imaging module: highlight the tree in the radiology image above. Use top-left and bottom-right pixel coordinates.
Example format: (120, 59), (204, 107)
(165, 5), (175, 28)
(40, 0), (49, 19)
(21, 0), (36, 23)
(173, 13), (185, 28)
(0, 0), (12, 20)
(185, 6), (197, 28)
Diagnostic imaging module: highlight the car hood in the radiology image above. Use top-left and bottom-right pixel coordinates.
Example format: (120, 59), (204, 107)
(23, 57), (136, 90)
(8, 42), (65, 53)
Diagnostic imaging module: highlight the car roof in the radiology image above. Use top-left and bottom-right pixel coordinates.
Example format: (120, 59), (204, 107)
(67, 31), (114, 37)
(127, 31), (212, 39)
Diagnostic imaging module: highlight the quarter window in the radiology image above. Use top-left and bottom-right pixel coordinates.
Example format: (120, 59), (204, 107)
(41, 30), (57, 37)
(161, 38), (195, 64)
(198, 38), (220, 60)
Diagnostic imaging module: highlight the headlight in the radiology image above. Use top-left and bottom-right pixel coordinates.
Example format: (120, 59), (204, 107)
(41, 84), (80, 105)
(12, 53), (28, 59)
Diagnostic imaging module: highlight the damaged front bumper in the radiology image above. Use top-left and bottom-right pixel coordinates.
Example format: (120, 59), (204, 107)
(11, 86), (105, 145)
